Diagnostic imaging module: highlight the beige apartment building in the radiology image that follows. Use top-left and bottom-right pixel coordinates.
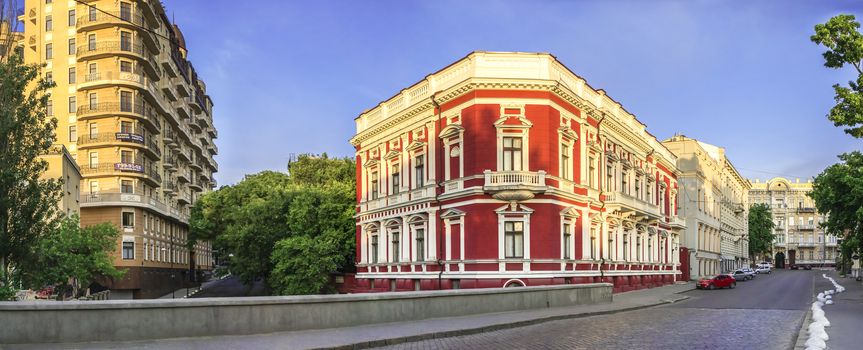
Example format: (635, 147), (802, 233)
(663, 135), (750, 279)
(19, 0), (218, 299)
(38, 145), (83, 217)
(749, 177), (838, 268)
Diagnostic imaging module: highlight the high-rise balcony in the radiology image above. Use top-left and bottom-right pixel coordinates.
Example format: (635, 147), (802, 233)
(603, 191), (662, 219)
(80, 162), (160, 186)
(77, 131), (146, 149)
(482, 170), (547, 201)
(79, 71), (146, 91)
(77, 102), (161, 134)
(81, 191), (187, 223)
(76, 10), (158, 54)
(76, 41), (158, 78)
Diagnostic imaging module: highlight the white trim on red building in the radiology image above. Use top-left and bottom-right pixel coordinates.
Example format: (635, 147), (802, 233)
(350, 52), (686, 292)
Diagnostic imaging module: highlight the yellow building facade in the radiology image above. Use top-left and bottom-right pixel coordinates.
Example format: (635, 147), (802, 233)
(749, 177), (838, 267)
(663, 135), (750, 278)
(19, 0), (218, 299)
(39, 145), (82, 217)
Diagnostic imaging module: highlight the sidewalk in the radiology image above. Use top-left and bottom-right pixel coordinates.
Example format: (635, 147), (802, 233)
(7, 282), (694, 350)
(823, 271), (863, 350)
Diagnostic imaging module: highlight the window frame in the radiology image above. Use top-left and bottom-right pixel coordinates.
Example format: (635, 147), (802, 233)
(504, 221), (524, 258)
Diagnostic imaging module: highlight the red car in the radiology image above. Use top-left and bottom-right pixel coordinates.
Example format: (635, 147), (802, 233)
(696, 274), (736, 290)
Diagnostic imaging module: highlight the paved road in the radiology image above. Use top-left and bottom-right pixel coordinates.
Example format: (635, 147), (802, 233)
(189, 276), (269, 298)
(378, 269), (818, 350)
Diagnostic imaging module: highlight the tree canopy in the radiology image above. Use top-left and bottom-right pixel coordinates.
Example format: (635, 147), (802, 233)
(0, 53), (62, 299)
(190, 154), (356, 295)
(809, 151), (863, 256)
(27, 216), (123, 300)
(748, 203), (775, 261)
(812, 14), (863, 138)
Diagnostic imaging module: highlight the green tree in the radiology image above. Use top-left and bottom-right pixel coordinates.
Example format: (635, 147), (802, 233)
(269, 235), (340, 295)
(748, 203), (776, 261)
(812, 14), (863, 138)
(809, 152), (863, 257)
(190, 155), (357, 295)
(0, 53), (62, 298)
(28, 216), (124, 300)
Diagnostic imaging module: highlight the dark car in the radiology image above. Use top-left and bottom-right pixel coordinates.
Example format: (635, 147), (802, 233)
(790, 264), (799, 270)
(803, 265), (812, 270)
(697, 274), (736, 290)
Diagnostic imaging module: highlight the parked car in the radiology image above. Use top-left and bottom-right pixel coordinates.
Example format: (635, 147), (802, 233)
(755, 266), (771, 274)
(803, 265), (813, 270)
(741, 267), (756, 279)
(756, 262), (773, 269)
(731, 270), (749, 281)
(697, 274), (737, 290)
(790, 264), (799, 270)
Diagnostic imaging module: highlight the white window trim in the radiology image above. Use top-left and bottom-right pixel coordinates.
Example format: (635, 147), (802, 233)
(560, 207), (580, 260)
(496, 204), (533, 271)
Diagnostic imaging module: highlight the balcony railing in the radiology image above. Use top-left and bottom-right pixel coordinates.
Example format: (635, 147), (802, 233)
(77, 41), (146, 59)
(77, 11), (145, 29)
(797, 224), (816, 230)
(483, 170), (547, 192)
(82, 70), (146, 87)
(77, 101), (161, 132)
(81, 191), (188, 223)
(603, 191), (661, 218)
(77, 131), (145, 146)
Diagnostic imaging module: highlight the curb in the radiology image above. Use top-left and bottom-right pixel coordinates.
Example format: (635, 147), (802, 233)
(792, 309), (812, 350)
(314, 295), (690, 350)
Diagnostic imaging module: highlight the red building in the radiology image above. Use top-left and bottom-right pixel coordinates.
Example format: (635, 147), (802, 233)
(350, 52), (685, 293)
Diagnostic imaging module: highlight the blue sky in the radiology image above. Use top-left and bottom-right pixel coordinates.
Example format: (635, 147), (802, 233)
(165, 0), (863, 185)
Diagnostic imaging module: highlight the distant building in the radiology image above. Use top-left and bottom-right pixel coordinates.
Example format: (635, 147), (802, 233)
(0, 20), (23, 59)
(350, 52), (685, 293)
(18, 0), (218, 298)
(663, 135), (750, 279)
(749, 178), (837, 267)
(39, 145), (82, 217)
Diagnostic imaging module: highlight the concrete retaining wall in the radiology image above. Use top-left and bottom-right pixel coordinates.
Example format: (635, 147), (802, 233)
(0, 283), (612, 345)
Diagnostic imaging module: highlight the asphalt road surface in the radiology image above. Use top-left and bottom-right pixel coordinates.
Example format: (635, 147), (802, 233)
(377, 269), (819, 350)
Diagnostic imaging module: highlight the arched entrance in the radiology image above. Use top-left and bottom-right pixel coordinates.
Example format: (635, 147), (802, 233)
(775, 252), (786, 268)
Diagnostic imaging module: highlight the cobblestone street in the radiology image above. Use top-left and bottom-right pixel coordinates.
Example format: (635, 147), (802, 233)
(377, 269), (813, 350)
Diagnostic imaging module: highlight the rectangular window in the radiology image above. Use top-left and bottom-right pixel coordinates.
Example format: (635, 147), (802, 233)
(120, 121), (133, 133)
(120, 60), (132, 73)
(121, 180), (133, 194)
(68, 9), (76, 26)
(504, 221), (524, 258)
(371, 234), (378, 263)
(120, 2), (132, 21)
(89, 123), (97, 138)
(89, 181), (98, 195)
(122, 212), (134, 228)
(45, 72), (53, 84)
(67, 96), (75, 113)
(89, 6), (97, 22)
(120, 31), (132, 51)
(45, 43), (52, 59)
(590, 227), (597, 260)
(502, 137), (523, 171)
(588, 157), (596, 188)
(561, 144), (570, 180)
(415, 228), (424, 261)
(606, 164), (614, 191)
(68, 67), (76, 84)
(120, 91), (133, 112)
(391, 233), (400, 262)
(45, 15), (52, 31)
(89, 93), (97, 108)
(121, 150), (133, 163)
(370, 172), (379, 199)
(68, 38), (75, 55)
(68, 125), (76, 142)
(88, 34), (96, 51)
(46, 99), (53, 116)
(122, 241), (134, 259)
(414, 155), (424, 189)
(391, 165), (400, 194)
(563, 223), (571, 259)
